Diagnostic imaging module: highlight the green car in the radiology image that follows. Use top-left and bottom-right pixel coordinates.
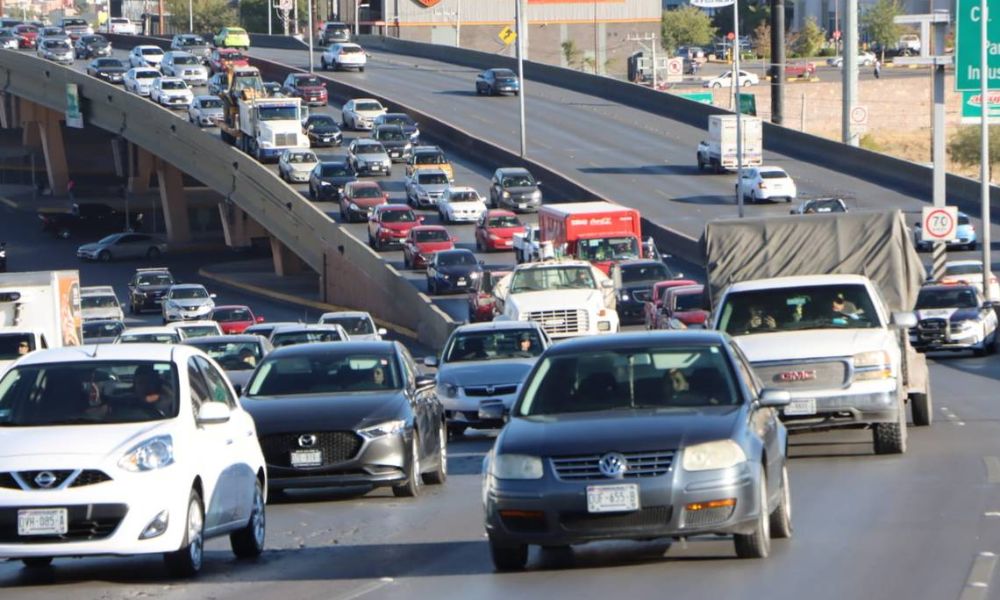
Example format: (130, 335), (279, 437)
(214, 26), (250, 50)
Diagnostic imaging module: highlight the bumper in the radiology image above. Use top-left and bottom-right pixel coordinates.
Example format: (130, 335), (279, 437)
(161, 97), (191, 108)
(76, 251), (99, 260)
(356, 162), (390, 176)
(336, 60), (365, 70)
(430, 275), (478, 294)
(442, 393), (517, 428)
(484, 236), (515, 251)
(500, 197), (542, 212)
(163, 307), (213, 321)
(309, 135), (341, 147)
(780, 383), (900, 430)
(412, 195), (439, 208)
(287, 170), (311, 183)
(132, 294), (165, 309)
(446, 212), (481, 223)
(616, 301), (647, 323)
(266, 432), (410, 491)
(375, 233), (407, 248)
(911, 326), (985, 351)
(385, 149), (411, 162)
(197, 116), (221, 127)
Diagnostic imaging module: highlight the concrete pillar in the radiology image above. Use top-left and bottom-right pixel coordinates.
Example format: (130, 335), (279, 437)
(270, 236), (306, 276)
(155, 159), (191, 243)
(219, 204), (267, 248)
(128, 144), (155, 194)
(19, 99), (68, 194)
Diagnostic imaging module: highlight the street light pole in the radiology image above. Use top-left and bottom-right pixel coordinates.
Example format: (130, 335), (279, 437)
(188, 0), (193, 33)
(981, 0), (993, 302)
(307, 0), (314, 72)
(354, 0), (359, 37)
(734, 1), (744, 218)
(515, 0), (527, 157)
(268, 0), (273, 35)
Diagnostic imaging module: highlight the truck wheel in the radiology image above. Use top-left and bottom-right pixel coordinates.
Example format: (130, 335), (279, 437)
(910, 389), (933, 427)
(697, 156), (704, 171)
(873, 398), (908, 454)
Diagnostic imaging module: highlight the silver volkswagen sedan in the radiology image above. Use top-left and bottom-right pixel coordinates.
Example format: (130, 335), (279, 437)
(482, 330), (792, 570)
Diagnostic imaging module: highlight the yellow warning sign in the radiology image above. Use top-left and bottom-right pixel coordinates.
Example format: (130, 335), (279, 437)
(498, 26), (517, 46)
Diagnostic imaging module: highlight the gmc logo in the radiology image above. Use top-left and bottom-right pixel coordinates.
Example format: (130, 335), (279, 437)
(777, 370), (816, 382)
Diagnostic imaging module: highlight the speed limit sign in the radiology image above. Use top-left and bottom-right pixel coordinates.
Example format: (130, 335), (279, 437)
(921, 206), (958, 242)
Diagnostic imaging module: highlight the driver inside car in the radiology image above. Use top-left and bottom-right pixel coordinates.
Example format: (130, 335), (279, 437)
(132, 365), (174, 416)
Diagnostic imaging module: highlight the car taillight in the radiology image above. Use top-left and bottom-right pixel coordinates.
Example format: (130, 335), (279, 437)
(758, 182), (766, 189)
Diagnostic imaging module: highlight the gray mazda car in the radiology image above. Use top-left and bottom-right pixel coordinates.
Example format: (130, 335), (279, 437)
(482, 330), (792, 570)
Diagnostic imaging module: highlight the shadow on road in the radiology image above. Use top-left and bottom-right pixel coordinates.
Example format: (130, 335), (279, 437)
(671, 195), (733, 206)
(578, 165), (698, 176)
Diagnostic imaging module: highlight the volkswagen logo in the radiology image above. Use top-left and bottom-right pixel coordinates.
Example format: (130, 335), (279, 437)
(298, 434), (317, 448)
(598, 453), (628, 479)
(34, 471), (57, 488)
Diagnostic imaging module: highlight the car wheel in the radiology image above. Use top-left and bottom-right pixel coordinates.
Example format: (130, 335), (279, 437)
(320, 58), (327, 70)
(163, 488), (205, 577)
(98, 250), (111, 262)
(21, 557), (53, 568)
(309, 185), (316, 200)
(146, 247), (161, 259)
(733, 467), (771, 558)
(392, 435), (422, 497)
(489, 535), (528, 571)
(910, 388), (933, 427)
(359, 66), (365, 72)
(448, 424), (467, 439)
(769, 464), (793, 539)
(476, 236), (483, 252)
(428, 278), (437, 295)
(422, 422), (448, 485)
(872, 395), (908, 454)
(712, 82), (722, 88)
(229, 478), (266, 559)
(129, 301), (137, 315)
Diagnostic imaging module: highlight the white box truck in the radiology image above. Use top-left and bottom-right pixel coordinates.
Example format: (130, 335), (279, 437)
(696, 114), (763, 173)
(0, 270), (82, 374)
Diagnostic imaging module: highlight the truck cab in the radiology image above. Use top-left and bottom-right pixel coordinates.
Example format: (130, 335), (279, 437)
(537, 202), (644, 274)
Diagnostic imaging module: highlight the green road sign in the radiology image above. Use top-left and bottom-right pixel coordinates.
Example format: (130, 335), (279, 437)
(739, 93), (756, 116)
(961, 90), (1000, 122)
(679, 92), (714, 105)
(955, 0), (1000, 91)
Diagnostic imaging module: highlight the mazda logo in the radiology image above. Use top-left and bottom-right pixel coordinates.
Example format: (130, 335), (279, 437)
(298, 434), (317, 448)
(598, 453), (628, 479)
(777, 370), (817, 382)
(34, 471), (57, 488)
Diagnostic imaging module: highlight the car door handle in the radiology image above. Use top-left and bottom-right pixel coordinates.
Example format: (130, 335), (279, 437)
(246, 430), (254, 437)
(226, 439), (234, 445)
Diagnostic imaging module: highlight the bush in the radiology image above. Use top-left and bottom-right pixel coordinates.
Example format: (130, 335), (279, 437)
(793, 17), (825, 58)
(860, 133), (884, 152)
(948, 125), (1000, 167)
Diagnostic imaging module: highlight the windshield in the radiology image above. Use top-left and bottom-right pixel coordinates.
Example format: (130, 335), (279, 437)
(356, 143), (385, 155)
(577, 237), (640, 262)
(945, 263), (984, 277)
(518, 346), (738, 416)
(170, 287), (208, 300)
(416, 153), (445, 165)
(0, 361), (180, 426)
(759, 170), (788, 179)
(353, 186), (383, 199)
(83, 321), (125, 339)
(438, 251), (477, 266)
(141, 47), (163, 55)
(381, 210), (415, 223)
(675, 291), (704, 312)
(415, 229), (450, 242)
(161, 80), (187, 90)
(321, 164), (351, 177)
(271, 330), (343, 347)
(717, 284), (880, 335)
(199, 98), (222, 109)
(417, 173), (448, 185)
(258, 105), (299, 121)
(178, 36), (204, 46)
(221, 51), (246, 61)
(355, 101), (383, 112)
(510, 267), (594, 293)
(620, 262), (669, 284)
(383, 114), (415, 126)
(320, 316), (374, 335)
(309, 116), (337, 127)
(247, 353), (399, 396)
(82, 295), (118, 309)
(493, 69), (516, 78)
(444, 329), (543, 362)
(294, 75), (322, 87)
(188, 340), (262, 371)
(178, 325), (218, 338)
(49, 41), (69, 50)
(212, 307), (252, 321)
(135, 71), (158, 79)
(118, 333), (178, 344)
(340, 45), (362, 54)
(0, 333), (36, 359)
(97, 58), (124, 68)
(137, 273), (173, 286)
(63, 19), (86, 26)
(804, 199), (845, 213)
(488, 215), (521, 228)
(502, 175), (534, 187)
(448, 190), (480, 202)
(916, 288), (979, 309)
(82, 36), (104, 44)
(174, 55), (200, 65)
(378, 130), (406, 141)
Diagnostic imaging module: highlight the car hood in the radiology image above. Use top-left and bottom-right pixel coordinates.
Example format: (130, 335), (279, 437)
(350, 196), (386, 208)
(78, 242), (101, 252)
(488, 226), (525, 238)
(414, 241), (453, 254)
(168, 298), (212, 308)
(99, 67), (126, 74)
(417, 183), (449, 194)
(86, 41), (109, 48)
(510, 289), (604, 311)
(324, 175), (358, 186)
(310, 125), (340, 135)
(437, 359), (535, 386)
(734, 328), (890, 361)
(498, 407), (742, 457)
(137, 284), (172, 293)
(436, 264), (481, 276)
(242, 391), (407, 435)
(161, 88), (191, 96)
(916, 307), (980, 322)
(289, 162), (317, 173)
(356, 152), (390, 163)
(381, 139), (409, 148)
(503, 185), (538, 194)
(0, 421), (170, 459)
(83, 307), (121, 319)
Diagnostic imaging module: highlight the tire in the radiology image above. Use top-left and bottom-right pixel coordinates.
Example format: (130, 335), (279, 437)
(22, 557), (53, 568)
(130, 301), (137, 315)
(712, 82), (722, 88)
(98, 250), (111, 262)
(321, 58), (327, 70)
(769, 464), (793, 539)
(733, 467), (771, 558)
(392, 435), (422, 498)
(230, 479), (266, 559)
(489, 535), (528, 571)
(309, 186), (316, 200)
(163, 488), (205, 577)
(448, 424), (467, 438)
(910, 389), (933, 427)
(359, 66), (365, 72)
(697, 156), (705, 171)
(476, 236), (484, 252)
(872, 397), (908, 454)
(422, 422), (448, 485)
(403, 253), (411, 269)
(147, 247), (161, 259)
(427, 278), (437, 295)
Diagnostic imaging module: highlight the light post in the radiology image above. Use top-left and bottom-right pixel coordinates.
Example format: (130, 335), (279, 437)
(515, 0), (526, 157)
(307, 0), (314, 72)
(188, 0), (193, 33)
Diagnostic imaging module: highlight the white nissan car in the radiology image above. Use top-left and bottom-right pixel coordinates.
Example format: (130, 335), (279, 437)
(162, 284), (216, 323)
(0, 344), (267, 576)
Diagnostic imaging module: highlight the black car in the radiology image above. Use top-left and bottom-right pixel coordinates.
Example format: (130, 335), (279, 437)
(37, 202), (142, 239)
(74, 34), (110, 58)
(610, 259), (675, 324)
(308, 161), (358, 201)
(427, 249), (484, 295)
(489, 167), (542, 213)
(303, 114), (342, 147)
(476, 68), (520, 96)
(372, 124), (412, 163)
(127, 267), (176, 314)
(241, 341), (447, 497)
(86, 57), (127, 83)
(373, 112), (419, 143)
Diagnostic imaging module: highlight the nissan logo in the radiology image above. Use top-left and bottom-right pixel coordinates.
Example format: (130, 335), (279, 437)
(777, 370), (817, 382)
(34, 471), (57, 488)
(298, 434), (317, 448)
(598, 453), (628, 479)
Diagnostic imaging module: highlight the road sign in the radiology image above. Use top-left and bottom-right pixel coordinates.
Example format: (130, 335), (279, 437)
(921, 206), (958, 242)
(739, 93), (756, 116)
(498, 26), (516, 46)
(850, 105), (868, 126)
(961, 90), (1000, 123)
(689, 0), (735, 7)
(666, 57), (683, 82)
(955, 0), (1000, 91)
(65, 84), (83, 129)
(679, 91), (714, 105)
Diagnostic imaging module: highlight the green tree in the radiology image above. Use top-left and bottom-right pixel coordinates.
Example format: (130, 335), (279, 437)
(793, 17), (824, 57)
(661, 6), (716, 54)
(561, 39), (582, 68)
(239, 0), (310, 34)
(861, 0), (902, 60)
(165, 0), (237, 36)
(752, 21), (771, 59)
(948, 125), (1000, 169)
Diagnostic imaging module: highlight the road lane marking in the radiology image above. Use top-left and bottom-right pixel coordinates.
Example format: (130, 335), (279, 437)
(337, 578), (394, 600)
(984, 457), (1000, 484)
(959, 552), (998, 600)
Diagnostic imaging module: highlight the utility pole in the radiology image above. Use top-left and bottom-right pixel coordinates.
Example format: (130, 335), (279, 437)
(842, 0), (859, 146)
(770, 0), (785, 125)
(733, 0), (744, 218)
(980, 0), (992, 302)
(515, 0), (527, 157)
(157, 0), (164, 36)
(268, 0), (273, 35)
(307, 0), (314, 72)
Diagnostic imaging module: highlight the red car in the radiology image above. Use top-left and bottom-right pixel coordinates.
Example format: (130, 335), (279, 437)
(211, 304), (264, 334)
(467, 269), (510, 322)
(657, 284), (709, 329)
(209, 48), (248, 73)
(15, 24), (37, 48)
(339, 180), (387, 223)
(281, 73), (328, 106)
(642, 279), (698, 330)
(475, 209), (525, 252)
(367, 205), (422, 251)
(403, 225), (455, 270)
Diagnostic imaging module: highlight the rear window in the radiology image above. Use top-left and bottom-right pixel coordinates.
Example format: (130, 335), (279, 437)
(958, 214), (971, 225)
(759, 170), (788, 179)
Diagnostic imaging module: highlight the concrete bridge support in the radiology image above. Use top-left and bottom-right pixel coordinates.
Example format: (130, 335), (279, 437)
(155, 159), (191, 244)
(18, 98), (68, 195)
(270, 236), (307, 276)
(219, 204), (268, 248)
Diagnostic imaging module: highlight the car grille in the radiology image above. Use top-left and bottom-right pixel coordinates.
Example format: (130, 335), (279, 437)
(550, 451), (675, 481)
(274, 132), (297, 146)
(526, 309), (587, 336)
(69, 470), (112, 488)
(752, 359), (850, 391)
(631, 289), (652, 302)
(464, 384), (518, 397)
(559, 506), (673, 532)
(917, 318), (948, 341)
(0, 504), (127, 543)
(682, 504), (735, 528)
(259, 431), (363, 467)
(0, 470), (113, 490)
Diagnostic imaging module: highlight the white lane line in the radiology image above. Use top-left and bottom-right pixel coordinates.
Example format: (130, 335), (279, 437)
(336, 578), (395, 600)
(984, 457), (1000, 484)
(959, 552), (998, 600)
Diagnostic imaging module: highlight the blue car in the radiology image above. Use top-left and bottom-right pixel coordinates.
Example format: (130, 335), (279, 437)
(913, 211), (976, 251)
(426, 249), (483, 295)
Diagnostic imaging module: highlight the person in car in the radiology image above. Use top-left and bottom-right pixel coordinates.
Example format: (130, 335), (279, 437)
(238, 347), (257, 367)
(133, 365), (174, 416)
(17, 340), (29, 355)
(743, 305), (778, 332)
(372, 365), (386, 387)
(830, 293), (860, 320)
(516, 334), (533, 356)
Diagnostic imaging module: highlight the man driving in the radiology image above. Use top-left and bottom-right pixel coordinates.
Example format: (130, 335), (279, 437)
(133, 365), (174, 416)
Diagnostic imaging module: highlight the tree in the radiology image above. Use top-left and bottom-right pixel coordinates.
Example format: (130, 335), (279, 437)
(165, 0), (237, 36)
(661, 6), (716, 54)
(752, 21), (771, 59)
(793, 17), (824, 58)
(240, 0), (310, 34)
(561, 39), (582, 68)
(948, 125), (1000, 169)
(861, 0), (903, 61)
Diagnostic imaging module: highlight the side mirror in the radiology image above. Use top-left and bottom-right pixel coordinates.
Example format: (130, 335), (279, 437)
(758, 388), (791, 408)
(418, 216), (425, 223)
(423, 355), (438, 368)
(377, 327), (388, 336)
(255, 315), (265, 323)
(232, 383), (243, 396)
(209, 293), (217, 299)
(601, 280), (614, 289)
(983, 301), (996, 310)
(196, 401), (230, 425)
(891, 311), (917, 328)
(415, 374), (436, 388)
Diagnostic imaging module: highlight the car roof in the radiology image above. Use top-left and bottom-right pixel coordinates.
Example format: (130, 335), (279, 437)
(351, 97), (382, 103)
(156, 76), (185, 82)
(213, 304), (251, 310)
(453, 321), (544, 333)
(376, 204), (411, 212)
(81, 285), (116, 295)
(727, 274), (870, 291)
(757, 166), (788, 173)
(410, 224), (447, 232)
(194, 94), (219, 101)
(446, 186), (477, 193)
(169, 283), (207, 290)
(121, 326), (178, 335)
(617, 259), (667, 268)
(945, 260), (984, 267)
(267, 340), (395, 358)
(136, 44), (162, 50)
(497, 167), (530, 175)
(437, 248), (474, 256)
(485, 209), (517, 216)
(167, 320), (219, 328)
(271, 323), (343, 334)
(15, 343), (191, 366)
(320, 311), (372, 319)
(416, 169), (449, 177)
(413, 145), (443, 154)
(547, 330), (726, 356)
(185, 334), (265, 344)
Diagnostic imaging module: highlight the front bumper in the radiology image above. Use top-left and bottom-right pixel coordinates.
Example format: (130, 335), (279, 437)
(441, 391), (518, 429)
(160, 96), (191, 108)
(356, 161), (390, 176)
(309, 134), (341, 147)
(911, 324), (985, 351)
(287, 169), (311, 183)
(263, 431), (411, 491)
(446, 211), (482, 223)
(779, 382), (900, 430)
(412, 194), (440, 208)
(500, 195), (542, 213)
(430, 274), (478, 293)
(385, 147), (411, 162)
(616, 300), (647, 323)
(375, 231), (408, 248)
(133, 292), (166, 309)
(163, 306), (213, 321)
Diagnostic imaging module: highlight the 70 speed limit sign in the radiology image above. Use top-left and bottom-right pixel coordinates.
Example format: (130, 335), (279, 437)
(920, 206), (958, 242)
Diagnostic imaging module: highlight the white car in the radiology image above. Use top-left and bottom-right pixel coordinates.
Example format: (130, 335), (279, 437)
(37, 39), (74, 64)
(150, 77), (194, 109)
(278, 149), (319, 183)
(341, 98), (386, 130)
(268, 323), (349, 347)
(736, 166), (797, 203)
(129, 44), (164, 68)
(162, 284), (216, 323)
(123, 67), (160, 96)
(438, 186), (488, 223)
(940, 260), (1000, 299)
(320, 43), (366, 71)
(188, 95), (224, 127)
(101, 17), (136, 35)
(167, 320), (223, 339)
(115, 326), (184, 344)
(827, 52), (876, 67)
(0, 344), (266, 575)
(405, 169), (450, 208)
(704, 69), (759, 88)
(81, 285), (125, 322)
(317, 311), (387, 341)
(160, 51), (208, 86)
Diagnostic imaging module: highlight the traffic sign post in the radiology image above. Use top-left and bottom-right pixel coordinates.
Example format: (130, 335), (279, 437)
(961, 90), (1000, 123)
(921, 206), (958, 243)
(498, 25), (516, 46)
(850, 104), (868, 133)
(665, 57), (683, 83)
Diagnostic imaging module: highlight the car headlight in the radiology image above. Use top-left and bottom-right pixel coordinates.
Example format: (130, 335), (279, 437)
(349, 202), (359, 210)
(682, 440), (746, 472)
(469, 272), (481, 279)
(953, 319), (977, 330)
(359, 419), (406, 439)
(320, 180), (331, 186)
(502, 191), (511, 198)
(437, 382), (459, 398)
(620, 291), (630, 301)
(531, 190), (542, 199)
(118, 435), (174, 472)
(491, 454), (544, 480)
(853, 350), (892, 380)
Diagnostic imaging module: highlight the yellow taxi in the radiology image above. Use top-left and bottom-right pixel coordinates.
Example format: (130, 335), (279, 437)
(405, 146), (454, 181)
(214, 26), (250, 50)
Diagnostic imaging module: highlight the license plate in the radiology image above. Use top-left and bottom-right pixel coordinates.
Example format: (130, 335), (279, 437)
(784, 398), (817, 416)
(504, 240), (512, 246)
(478, 400), (505, 420)
(322, 137), (331, 142)
(371, 165), (382, 171)
(290, 450), (322, 467)
(18, 508), (68, 536)
(457, 279), (467, 286)
(518, 203), (527, 209)
(586, 484), (640, 513)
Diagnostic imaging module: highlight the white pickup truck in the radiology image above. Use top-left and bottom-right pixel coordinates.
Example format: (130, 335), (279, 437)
(512, 225), (548, 264)
(493, 260), (619, 339)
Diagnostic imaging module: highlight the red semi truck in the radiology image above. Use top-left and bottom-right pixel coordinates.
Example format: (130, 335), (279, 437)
(537, 202), (644, 274)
